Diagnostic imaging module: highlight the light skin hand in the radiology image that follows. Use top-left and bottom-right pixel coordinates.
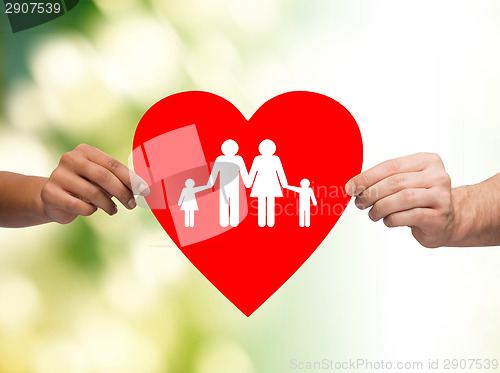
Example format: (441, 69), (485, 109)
(345, 152), (500, 248)
(0, 144), (150, 228)
(345, 153), (455, 248)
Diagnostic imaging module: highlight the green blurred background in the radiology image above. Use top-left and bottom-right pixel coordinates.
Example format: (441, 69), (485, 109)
(1, 1), (500, 372)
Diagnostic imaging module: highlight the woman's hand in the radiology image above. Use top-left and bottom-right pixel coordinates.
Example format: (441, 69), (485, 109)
(41, 144), (149, 224)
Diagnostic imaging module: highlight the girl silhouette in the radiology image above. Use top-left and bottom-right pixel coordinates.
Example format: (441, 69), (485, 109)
(178, 179), (210, 227)
(247, 139), (288, 227)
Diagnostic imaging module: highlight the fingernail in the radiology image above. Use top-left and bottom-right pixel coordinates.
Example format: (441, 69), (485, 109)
(368, 210), (375, 221)
(110, 205), (118, 216)
(355, 201), (365, 210)
(138, 183), (150, 197)
(345, 181), (356, 196)
(128, 198), (137, 209)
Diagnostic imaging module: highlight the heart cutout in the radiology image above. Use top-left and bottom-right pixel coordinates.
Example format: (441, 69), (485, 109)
(132, 91), (363, 316)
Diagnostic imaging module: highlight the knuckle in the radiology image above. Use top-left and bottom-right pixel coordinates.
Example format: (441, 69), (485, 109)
(361, 172), (372, 188)
(59, 151), (75, 165)
(425, 152), (443, 165)
(75, 143), (90, 152)
(65, 198), (79, 212)
(118, 187), (131, 201)
(107, 159), (120, 170)
(413, 208), (423, 220)
(89, 186), (102, 199)
(95, 167), (110, 183)
(390, 174), (405, 189)
(384, 159), (400, 174)
(412, 208), (426, 222)
(437, 171), (451, 186)
(402, 189), (415, 203)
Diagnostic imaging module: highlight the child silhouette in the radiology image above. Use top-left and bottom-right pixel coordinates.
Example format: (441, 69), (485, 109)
(285, 179), (317, 227)
(178, 179), (210, 227)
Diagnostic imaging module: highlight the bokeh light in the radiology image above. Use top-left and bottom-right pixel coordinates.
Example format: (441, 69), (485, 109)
(0, 271), (41, 332)
(28, 34), (122, 130)
(95, 13), (180, 105)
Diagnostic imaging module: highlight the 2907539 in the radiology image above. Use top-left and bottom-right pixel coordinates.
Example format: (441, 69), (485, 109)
(5, 2), (62, 14)
(443, 359), (498, 370)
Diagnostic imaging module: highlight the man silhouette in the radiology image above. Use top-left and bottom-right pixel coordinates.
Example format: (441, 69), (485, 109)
(207, 140), (249, 227)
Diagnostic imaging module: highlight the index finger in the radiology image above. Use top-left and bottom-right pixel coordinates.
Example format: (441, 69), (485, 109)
(77, 144), (149, 196)
(345, 153), (430, 197)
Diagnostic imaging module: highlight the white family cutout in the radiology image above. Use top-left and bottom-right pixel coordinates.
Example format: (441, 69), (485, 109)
(177, 139), (317, 228)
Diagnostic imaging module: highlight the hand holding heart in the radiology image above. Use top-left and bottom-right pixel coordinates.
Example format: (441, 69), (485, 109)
(41, 144), (150, 224)
(345, 152), (455, 248)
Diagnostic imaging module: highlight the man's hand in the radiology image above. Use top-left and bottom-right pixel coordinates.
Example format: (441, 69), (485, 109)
(345, 153), (455, 248)
(41, 144), (149, 224)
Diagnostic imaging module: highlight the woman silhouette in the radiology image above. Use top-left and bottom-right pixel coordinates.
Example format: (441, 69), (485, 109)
(247, 139), (288, 227)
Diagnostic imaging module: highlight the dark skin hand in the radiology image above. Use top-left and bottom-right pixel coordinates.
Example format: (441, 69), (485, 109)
(0, 144), (150, 228)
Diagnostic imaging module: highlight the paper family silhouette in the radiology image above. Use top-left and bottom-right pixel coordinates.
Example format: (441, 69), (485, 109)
(178, 139), (317, 228)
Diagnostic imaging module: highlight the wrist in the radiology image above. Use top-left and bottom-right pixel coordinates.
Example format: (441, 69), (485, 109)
(33, 177), (54, 224)
(445, 180), (495, 247)
(445, 185), (473, 246)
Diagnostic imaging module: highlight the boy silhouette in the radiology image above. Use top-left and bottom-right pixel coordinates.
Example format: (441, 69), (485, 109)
(285, 179), (317, 227)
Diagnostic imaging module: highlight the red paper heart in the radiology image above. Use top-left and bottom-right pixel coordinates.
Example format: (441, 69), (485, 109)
(132, 91), (363, 316)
